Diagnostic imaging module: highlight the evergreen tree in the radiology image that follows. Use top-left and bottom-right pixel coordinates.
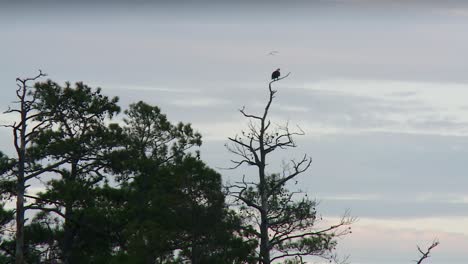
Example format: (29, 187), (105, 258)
(110, 102), (255, 263)
(1, 78), (256, 264)
(26, 80), (120, 263)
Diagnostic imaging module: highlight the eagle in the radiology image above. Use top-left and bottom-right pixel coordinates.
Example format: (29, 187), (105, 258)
(271, 68), (280, 80)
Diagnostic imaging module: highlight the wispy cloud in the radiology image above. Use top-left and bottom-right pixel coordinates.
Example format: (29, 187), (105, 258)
(169, 97), (231, 108)
(275, 79), (468, 136)
(276, 104), (310, 113)
(437, 8), (468, 17)
(90, 83), (202, 94)
(335, 217), (468, 263)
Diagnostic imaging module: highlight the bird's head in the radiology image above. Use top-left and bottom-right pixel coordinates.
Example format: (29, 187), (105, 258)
(277, 68), (280, 71)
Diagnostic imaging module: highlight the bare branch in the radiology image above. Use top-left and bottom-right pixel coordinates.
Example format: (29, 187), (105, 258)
(3, 107), (21, 114)
(268, 155), (312, 196)
(24, 159), (70, 181)
(415, 240), (439, 264)
(226, 72), (353, 263)
(15, 69), (47, 84)
(240, 106), (262, 120)
(23, 194), (65, 207)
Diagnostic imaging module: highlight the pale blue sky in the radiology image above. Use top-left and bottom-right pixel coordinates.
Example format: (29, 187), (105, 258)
(2, 1), (468, 263)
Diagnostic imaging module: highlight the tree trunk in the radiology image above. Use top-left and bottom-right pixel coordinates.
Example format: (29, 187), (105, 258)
(15, 98), (27, 264)
(259, 171), (270, 264)
(62, 203), (74, 264)
(259, 210), (270, 264)
(15, 178), (25, 264)
(11, 71), (47, 264)
(259, 134), (269, 264)
(62, 161), (78, 264)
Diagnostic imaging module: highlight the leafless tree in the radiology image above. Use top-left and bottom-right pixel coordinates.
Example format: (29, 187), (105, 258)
(2, 71), (67, 264)
(415, 240), (439, 264)
(226, 73), (354, 264)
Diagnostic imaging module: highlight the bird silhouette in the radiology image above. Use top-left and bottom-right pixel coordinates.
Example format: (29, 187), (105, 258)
(271, 68), (280, 80)
(267, 51), (279, 56)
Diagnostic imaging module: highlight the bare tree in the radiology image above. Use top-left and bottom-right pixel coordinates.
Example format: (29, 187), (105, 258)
(2, 71), (67, 264)
(226, 73), (353, 264)
(415, 240), (439, 264)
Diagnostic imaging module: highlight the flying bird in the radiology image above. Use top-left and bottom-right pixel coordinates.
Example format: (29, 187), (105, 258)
(267, 51), (279, 56)
(271, 68), (280, 80)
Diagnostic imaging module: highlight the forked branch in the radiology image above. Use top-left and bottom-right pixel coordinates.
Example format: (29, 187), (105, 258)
(415, 240), (439, 264)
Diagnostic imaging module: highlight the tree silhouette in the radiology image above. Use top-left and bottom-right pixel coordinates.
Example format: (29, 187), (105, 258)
(226, 73), (353, 264)
(2, 71), (72, 264)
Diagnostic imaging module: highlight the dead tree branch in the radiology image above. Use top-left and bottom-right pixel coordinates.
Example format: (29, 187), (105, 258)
(415, 240), (439, 264)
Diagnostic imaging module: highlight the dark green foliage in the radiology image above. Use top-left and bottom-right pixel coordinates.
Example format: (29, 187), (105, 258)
(109, 101), (202, 178)
(0, 205), (14, 262)
(0, 152), (13, 177)
(2, 80), (119, 263)
(109, 102), (254, 263)
(31, 80), (120, 161)
(0, 79), (255, 263)
(137, 157), (255, 263)
(0, 152), (16, 200)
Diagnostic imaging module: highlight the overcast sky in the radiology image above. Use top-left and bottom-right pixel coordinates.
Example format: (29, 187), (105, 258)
(2, 1), (468, 263)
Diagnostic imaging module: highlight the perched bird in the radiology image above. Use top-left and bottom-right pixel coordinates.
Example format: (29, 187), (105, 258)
(271, 68), (280, 80)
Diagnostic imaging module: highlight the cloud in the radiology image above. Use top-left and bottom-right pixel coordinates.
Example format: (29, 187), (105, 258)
(90, 83), (202, 94)
(437, 8), (468, 17)
(296, 214), (468, 263)
(335, 217), (468, 263)
(319, 197), (468, 219)
(169, 97), (231, 108)
(279, 79), (468, 136)
(276, 104), (310, 113)
(180, 78), (468, 139)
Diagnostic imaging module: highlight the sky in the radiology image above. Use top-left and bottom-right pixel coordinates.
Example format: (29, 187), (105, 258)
(2, 1), (468, 263)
